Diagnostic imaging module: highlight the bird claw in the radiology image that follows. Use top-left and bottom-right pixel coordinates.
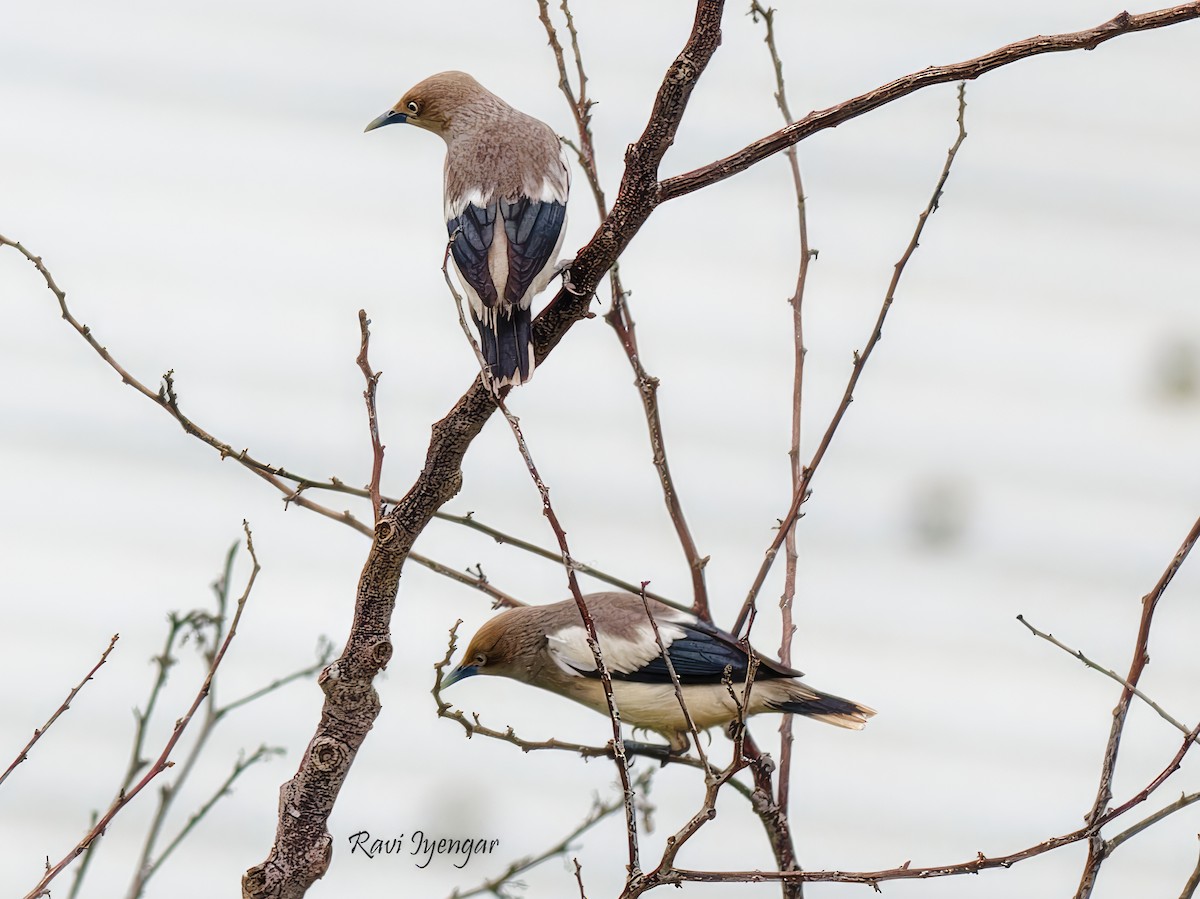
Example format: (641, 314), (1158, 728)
(555, 258), (588, 297)
(623, 739), (686, 767)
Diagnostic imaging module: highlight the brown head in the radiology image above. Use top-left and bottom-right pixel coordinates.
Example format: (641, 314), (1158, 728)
(441, 607), (545, 688)
(363, 71), (504, 141)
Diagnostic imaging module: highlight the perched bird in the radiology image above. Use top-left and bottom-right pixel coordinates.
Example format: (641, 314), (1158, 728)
(442, 592), (874, 754)
(365, 71), (570, 388)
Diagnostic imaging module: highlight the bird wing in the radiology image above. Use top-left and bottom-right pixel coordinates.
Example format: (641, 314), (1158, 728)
(499, 197), (566, 306)
(447, 202), (499, 308)
(546, 605), (800, 685)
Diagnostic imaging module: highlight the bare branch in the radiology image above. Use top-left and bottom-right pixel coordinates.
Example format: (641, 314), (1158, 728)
(734, 82), (970, 635)
(659, 4), (1200, 203)
(1, 633), (119, 788)
(355, 310), (385, 522)
(447, 771), (651, 899)
(1076, 513), (1200, 897)
(25, 523), (260, 899)
(1017, 614), (1197, 738)
(491, 389), (642, 876)
(1181, 838), (1200, 899)
(432, 510), (679, 607)
(0, 233), (519, 610)
(748, 8), (810, 874)
(1105, 792), (1200, 855)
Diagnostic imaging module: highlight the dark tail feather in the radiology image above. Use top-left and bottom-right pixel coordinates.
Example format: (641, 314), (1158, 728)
(479, 305), (534, 387)
(772, 686), (875, 730)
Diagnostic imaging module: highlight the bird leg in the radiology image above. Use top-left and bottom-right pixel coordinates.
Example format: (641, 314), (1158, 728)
(623, 737), (689, 767)
(554, 258), (589, 297)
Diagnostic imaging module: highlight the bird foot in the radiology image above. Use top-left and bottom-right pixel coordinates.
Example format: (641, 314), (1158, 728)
(555, 258), (588, 297)
(623, 739), (687, 767)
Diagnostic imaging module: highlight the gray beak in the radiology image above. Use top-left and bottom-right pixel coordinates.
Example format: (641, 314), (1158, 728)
(440, 664), (477, 689)
(364, 109), (408, 133)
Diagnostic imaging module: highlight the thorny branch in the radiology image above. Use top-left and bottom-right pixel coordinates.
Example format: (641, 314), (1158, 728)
(1017, 613), (1198, 739)
(0, 234), (517, 606)
(1075, 512), (1200, 898)
(1, 634), (120, 789)
(491, 391), (643, 876)
(749, 4), (811, 883)
(25, 523), (261, 899)
(537, 0), (712, 621)
(355, 310), (385, 522)
(658, 4), (1200, 203)
(733, 82), (970, 636)
(447, 771), (654, 899)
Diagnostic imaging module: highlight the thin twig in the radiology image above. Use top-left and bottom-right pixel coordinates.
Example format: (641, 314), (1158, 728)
(658, 4), (1200, 203)
(126, 544), (242, 899)
(1, 633), (120, 788)
(25, 522), (261, 899)
(493, 391), (642, 876)
(636, 584), (708, 771)
(1017, 614), (1197, 738)
(138, 745), (284, 889)
(0, 233), (520, 609)
(1181, 837), (1200, 899)
(447, 771), (651, 899)
(664, 722), (1198, 886)
(537, 0), (711, 620)
(749, 5), (810, 864)
(1104, 792), (1200, 855)
(433, 510), (679, 608)
(733, 82), (969, 636)
(356, 310), (385, 522)
(1076, 513), (1200, 898)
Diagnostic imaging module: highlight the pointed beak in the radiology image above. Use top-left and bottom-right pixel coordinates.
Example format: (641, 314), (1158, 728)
(440, 664), (477, 689)
(364, 109), (407, 133)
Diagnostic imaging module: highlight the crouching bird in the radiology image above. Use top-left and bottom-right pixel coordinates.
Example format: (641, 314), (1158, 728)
(365, 71), (570, 388)
(442, 592), (874, 755)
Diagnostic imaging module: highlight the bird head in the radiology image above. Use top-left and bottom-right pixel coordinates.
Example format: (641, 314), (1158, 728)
(441, 608), (533, 688)
(364, 71), (493, 139)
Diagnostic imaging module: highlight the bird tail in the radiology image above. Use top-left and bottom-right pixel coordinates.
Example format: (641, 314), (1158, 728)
(769, 684), (876, 730)
(477, 305), (534, 388)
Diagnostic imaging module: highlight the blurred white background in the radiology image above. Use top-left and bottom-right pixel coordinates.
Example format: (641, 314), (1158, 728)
(2, 1), (1199, 897)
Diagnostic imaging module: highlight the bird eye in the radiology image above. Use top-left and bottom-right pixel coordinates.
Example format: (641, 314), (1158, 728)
(472, 653), (487, 667)
(406, 101), (420, 114)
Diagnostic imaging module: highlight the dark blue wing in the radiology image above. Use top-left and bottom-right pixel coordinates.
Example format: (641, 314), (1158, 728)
(610, 619), (798, 685)
(500, 198), (566, 305)
(448, 203), (498, 308)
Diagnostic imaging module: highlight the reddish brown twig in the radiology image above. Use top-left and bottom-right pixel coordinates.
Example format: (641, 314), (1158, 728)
(0, 233), (517, 609)
(659, 4), (1200, 203)
(355, 310), (385, 522)
(1075, 513), (1200, 897)
(24, 523), (260, 899)
(433, 510), (679, 607)
(749, 4), (810, 861)
(493, 390), (642, 876)
(636, 584), (708, 771)
(662, 722), (1199, 886)
(734, 82), (969, 636)
(1017, 613), (1197, 737)
(538, 0), (712, 619)
(1, 634), (119, 788)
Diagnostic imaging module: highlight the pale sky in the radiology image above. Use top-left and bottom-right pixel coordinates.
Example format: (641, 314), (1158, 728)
(2, 2), (1199, 897)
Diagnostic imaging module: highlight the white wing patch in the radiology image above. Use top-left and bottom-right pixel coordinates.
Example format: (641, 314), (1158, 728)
(547, 620), (688, 677)
(445, 186), (492, 221)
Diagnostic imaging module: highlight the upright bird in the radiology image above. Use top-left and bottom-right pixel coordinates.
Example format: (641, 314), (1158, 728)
(442, 592), (874, 755)
(366, 71), (570, 388)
